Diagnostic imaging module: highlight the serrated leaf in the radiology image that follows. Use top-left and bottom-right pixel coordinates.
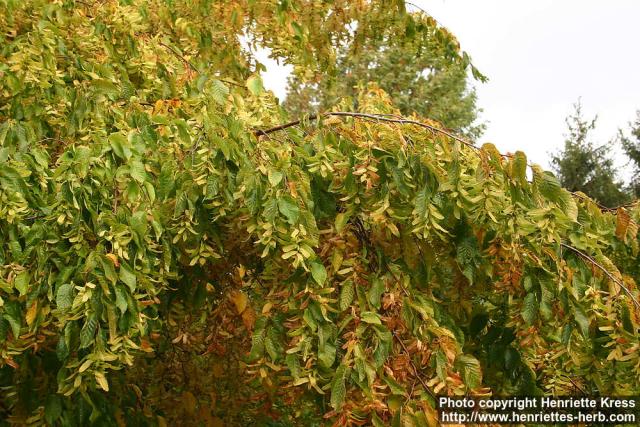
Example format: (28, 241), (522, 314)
(361, 311), (381, 324)
(80, 314), (98, 349)
(339, 280), (354, 311)
(246, 74), (264, 96)
(14, 271), (29, 296)
(129, 160), (146, 183)
(278, 196), (300, 224)
(512, 151), (528, 184)
(368, 277), (385, 309)
(572, 301), (590, 337)
(210, 79), (229, 104)
(384, 375), (407, 396)
(521, 292), (538, 325)
(3, 301), (22, 339)
(157, 165), (174, 200)
(108, 133), (131, 160)
(115, 285), (128, 314)
(310, 261), (327, 285)
(44, 395), (62, 424)
(454, 354), (482, 389)
(330, 364), (348, 410)
(335, 212), (350, 233)
(119, 264), (137, 292)
(268, 170), (283, 186)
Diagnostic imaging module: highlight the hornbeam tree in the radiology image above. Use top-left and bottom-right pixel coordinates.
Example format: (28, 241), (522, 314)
(0, 1), (639, 426)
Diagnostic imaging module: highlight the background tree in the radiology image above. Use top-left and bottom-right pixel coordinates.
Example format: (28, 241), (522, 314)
(283, 13), (486, 139)
(620, 111), (640, 198)
(551, 101), (628, 207)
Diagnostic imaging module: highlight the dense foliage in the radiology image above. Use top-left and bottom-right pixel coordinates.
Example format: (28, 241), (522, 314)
(1, 1), (640, 426)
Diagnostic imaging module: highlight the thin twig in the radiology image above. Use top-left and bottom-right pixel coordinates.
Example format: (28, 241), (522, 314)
(560, 242), (640, 311)
(392, 331), (434, 397)
(563, 374), (587, 395)
(159, 41), (198, 72)
(159, 41), (243, 88)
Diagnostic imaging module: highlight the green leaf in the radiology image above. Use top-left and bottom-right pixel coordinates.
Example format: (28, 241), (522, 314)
(119, 264), (137, 292)
(56, 283), (74, 310)
(264, 334), (278, 361)
(246, 74), (264, 96)
(512, 151), (528, 184)
(454, 354), (482, 389)
(330, 364), (349, 410)
(521, 292), (538, 325)
(318, 324), (337, 368)
(129, 160), (146, 183)
(157, 165), (174, 200)
(210, 79), (229, 104)
(14, 271), (29, 296)
(115, 285), (128, 314)
(572, 302), (590, 337)
(44, 394), (62, 424)
(384, 375), (407, 397)
(367, 277), (385, 309)
(278, 196), (300, 224)
(310, 261), (327, 285)
(80, 314), (98, 349)
(101, 256), (118, 285)
(247, 318), (267, 361)
(361, 311), (381, 325)
(268, 170), (283, 186)
(108, 133), (131, 160)
(3, 301), (22, 339)
(335, 212), (350, 233)
(339, 280), (355, 311)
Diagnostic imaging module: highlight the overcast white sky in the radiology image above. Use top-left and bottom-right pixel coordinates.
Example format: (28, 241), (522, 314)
(260, 0), (640, 174)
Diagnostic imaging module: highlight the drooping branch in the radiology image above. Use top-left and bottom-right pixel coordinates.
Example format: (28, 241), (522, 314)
(256, 112), (640, 213)
(254, 111), (475, 148)
(560, 242), (640, 311)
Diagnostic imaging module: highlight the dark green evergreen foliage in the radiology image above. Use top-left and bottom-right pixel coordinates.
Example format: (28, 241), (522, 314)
(551, 101), (629, 208)
(620, 111), (640, 198)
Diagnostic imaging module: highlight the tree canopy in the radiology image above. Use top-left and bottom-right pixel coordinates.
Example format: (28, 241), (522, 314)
(1, 1), (639, 426)
(283, 11), (485, 139)
(551, 102), (629, 208)
(620, 111), (640, 198)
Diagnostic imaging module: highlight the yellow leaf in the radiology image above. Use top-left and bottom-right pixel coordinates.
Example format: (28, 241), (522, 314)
(79, 359), (93, 373)
(230, 290), (248, 314)
(616, 208), (630, 240)
(25, 301), (38, 326)
(105, 253), (120, 267)
(95, 372), (109, 391)
(262, 302), (273, 314)
(182, 391), (198, 415)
